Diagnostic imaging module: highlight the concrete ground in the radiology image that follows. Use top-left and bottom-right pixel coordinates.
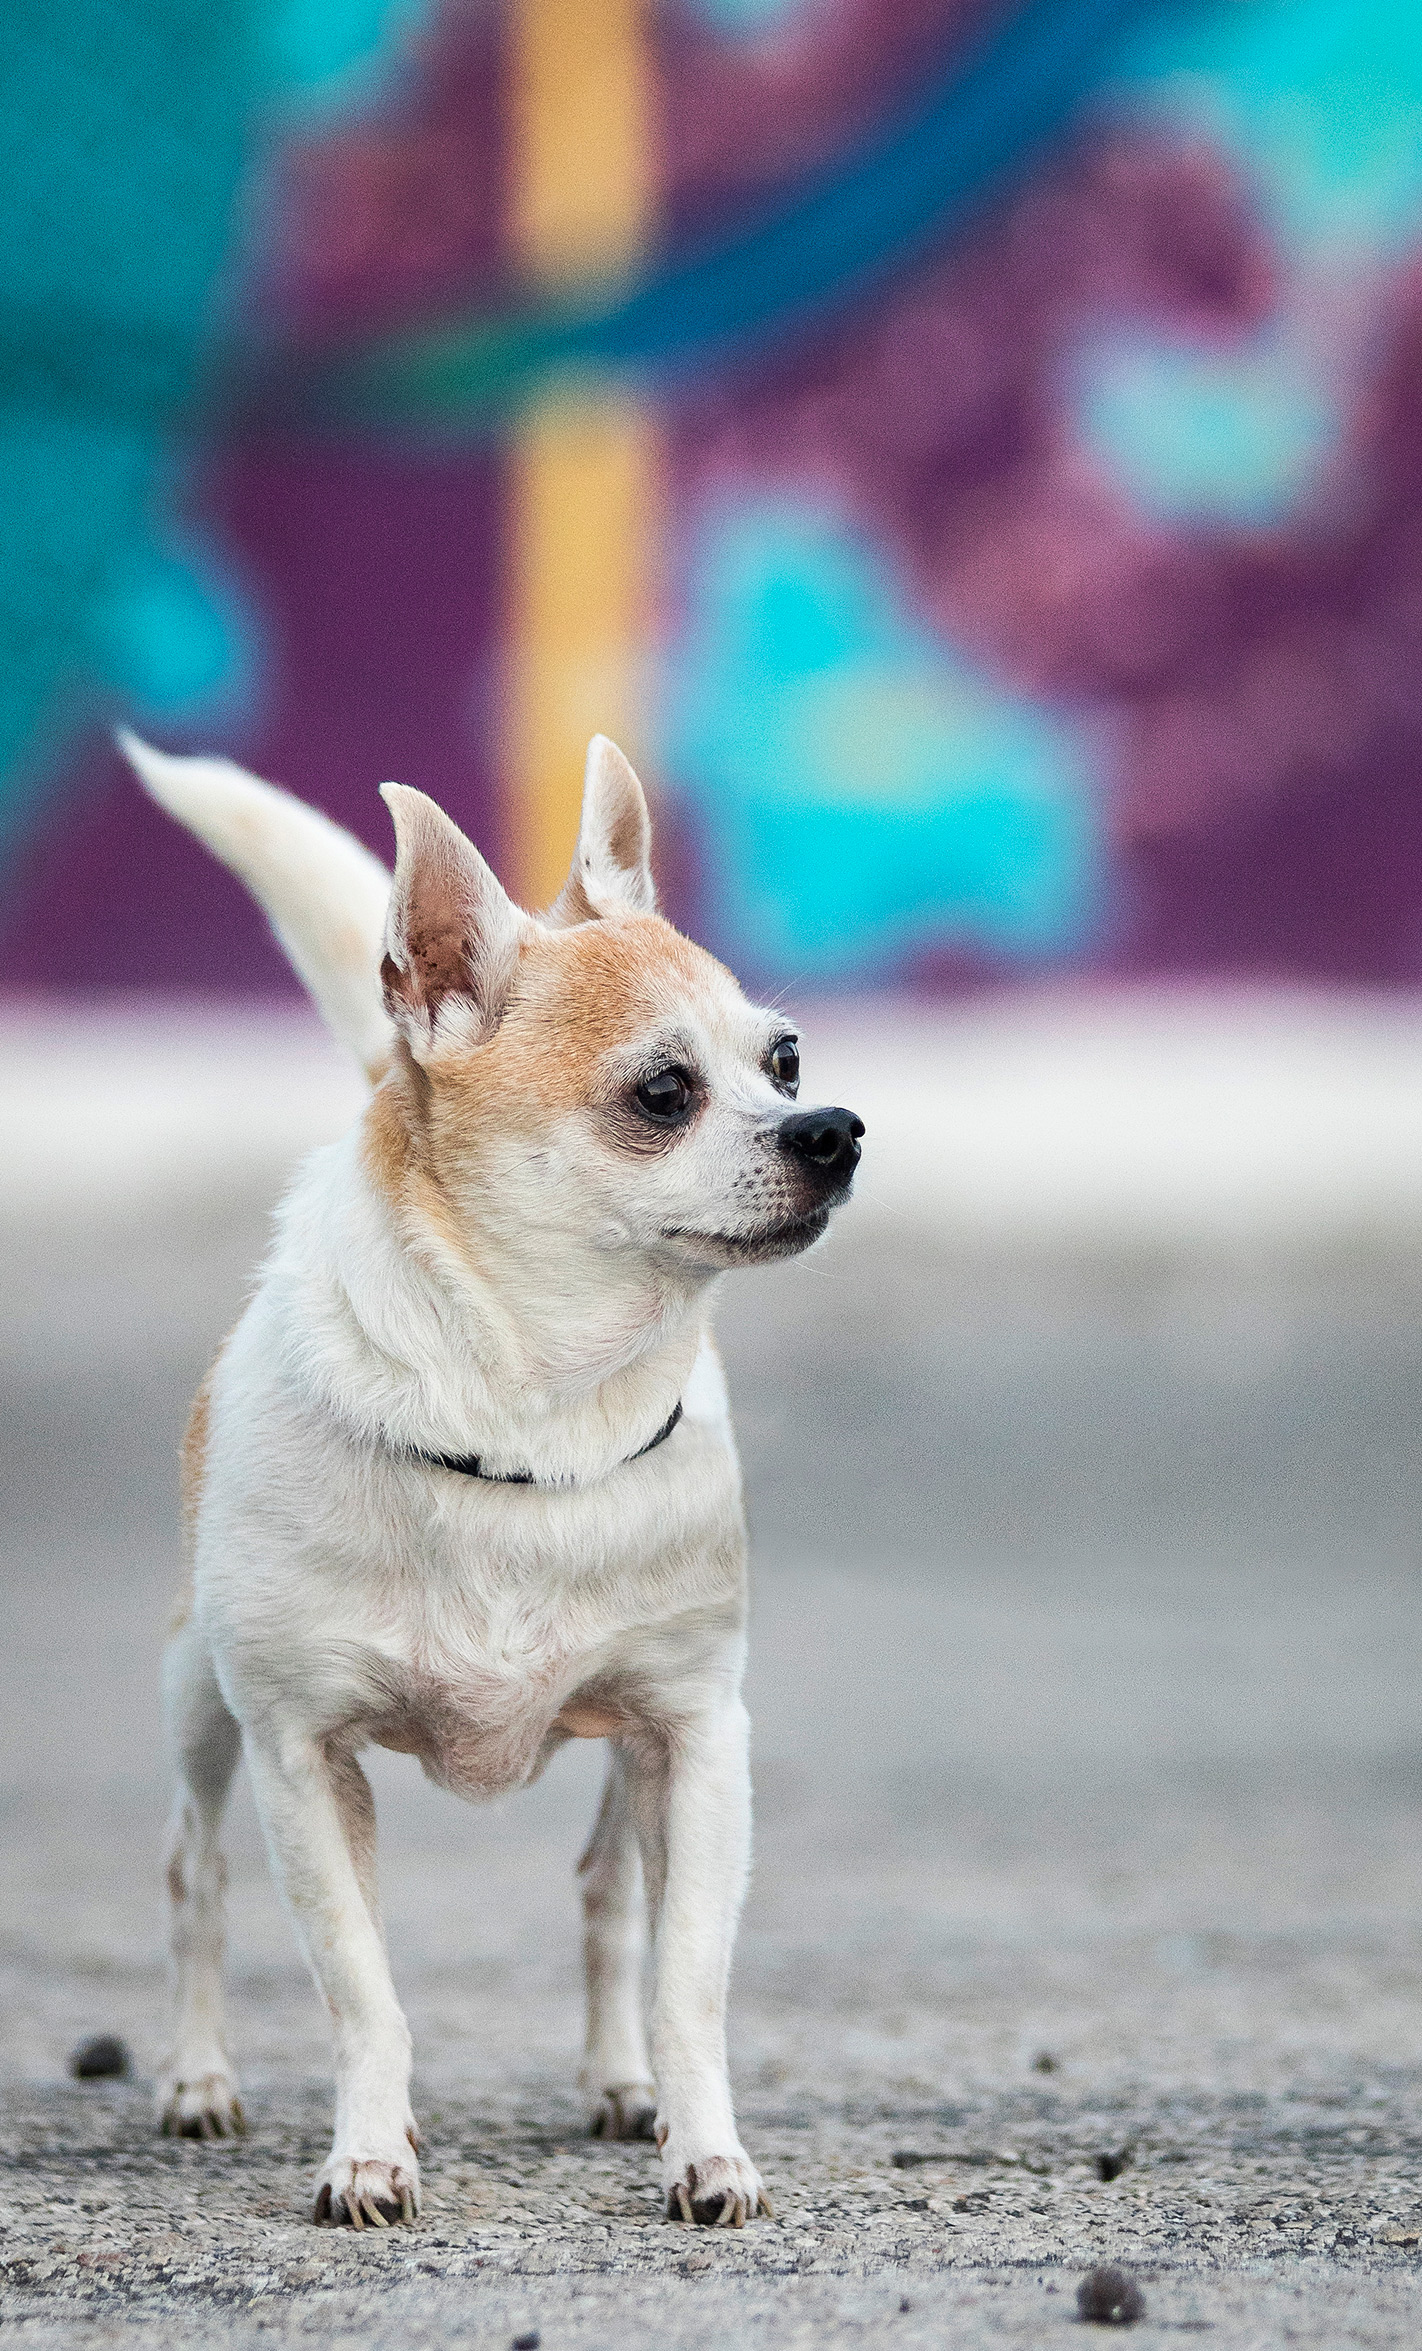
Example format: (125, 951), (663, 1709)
(4, 1000), (1422, 2347)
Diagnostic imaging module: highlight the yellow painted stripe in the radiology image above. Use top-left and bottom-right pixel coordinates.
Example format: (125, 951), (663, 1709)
(504, 390), (660, 912)
(502, 0), (661, 912)
(507, 0), (656, 288)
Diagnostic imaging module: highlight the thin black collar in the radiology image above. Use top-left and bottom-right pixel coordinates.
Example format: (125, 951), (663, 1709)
(410, 1400), (683, 1487)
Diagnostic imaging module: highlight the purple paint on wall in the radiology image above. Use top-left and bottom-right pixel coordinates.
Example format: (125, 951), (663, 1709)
(5, 0), (1422, 996)
(1117, 754), (1422, 986)
(673, 130), (1422, 983)
(257, 5), (509, 334)
(0, 439), (503, 992)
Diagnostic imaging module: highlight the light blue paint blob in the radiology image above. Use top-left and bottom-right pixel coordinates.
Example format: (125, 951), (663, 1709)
(662, 502), (1100, 982)
(1077, 330), (1340, 523)
(682, 0), (820, 33)
(1111, 0), (1422, 263)
(94, 542), (263, 726)
(1076, 0), (1422, 523)
(266, 0), (432, 116)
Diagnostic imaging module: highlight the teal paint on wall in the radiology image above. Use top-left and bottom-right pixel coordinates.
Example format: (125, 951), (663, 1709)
(0, 0), (260, 845)
(1076, 0), (1422, 524)
(1114, 0), (1422, 260)
(663, 502), (1100, 981)
(1076, 330), (1341, 524)
(267, 0), (432, 115)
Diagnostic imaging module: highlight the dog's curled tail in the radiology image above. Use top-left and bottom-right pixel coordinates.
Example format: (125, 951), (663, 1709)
(119, 730), (394, 1081)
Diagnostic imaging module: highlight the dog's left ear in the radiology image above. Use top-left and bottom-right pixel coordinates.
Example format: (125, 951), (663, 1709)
(379, 783), (527, 1055)
(551, 735), (656, 924)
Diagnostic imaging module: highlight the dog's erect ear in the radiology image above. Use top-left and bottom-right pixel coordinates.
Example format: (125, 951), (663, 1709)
(379, 784), (526, 1052)
(551, 735), (655, 924)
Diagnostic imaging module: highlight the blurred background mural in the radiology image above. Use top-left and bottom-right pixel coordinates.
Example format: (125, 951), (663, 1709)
(10, 14), (1422, 2289)
(4, 0), (1422, 993)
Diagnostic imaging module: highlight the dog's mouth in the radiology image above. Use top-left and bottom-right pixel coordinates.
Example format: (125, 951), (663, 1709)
(660, 1205), (833, 1267)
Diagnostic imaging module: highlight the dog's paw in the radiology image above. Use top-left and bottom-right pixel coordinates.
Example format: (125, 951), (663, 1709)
(589, 2082), (659, 2141)
(314, 2153), (420, 2229)
(158, 2070), (246, 2141)
(664, 2150), (771, 2227)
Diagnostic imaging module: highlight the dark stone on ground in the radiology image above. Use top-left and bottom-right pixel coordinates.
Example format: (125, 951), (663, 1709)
(1077, 2265), (1146, 2324)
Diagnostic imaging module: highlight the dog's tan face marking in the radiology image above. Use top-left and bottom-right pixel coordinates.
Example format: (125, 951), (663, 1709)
(382, 914), (824, 1274)
(368, 915), (716, 1168)
(454, 914), (730, 1127)
(370, 748), (859, 1278)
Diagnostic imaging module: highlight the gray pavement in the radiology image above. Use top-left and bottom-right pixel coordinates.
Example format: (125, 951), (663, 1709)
(5, 1188), (1422, 2346)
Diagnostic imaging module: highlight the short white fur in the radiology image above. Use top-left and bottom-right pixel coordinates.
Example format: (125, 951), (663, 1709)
(122, 729), (859, 2231)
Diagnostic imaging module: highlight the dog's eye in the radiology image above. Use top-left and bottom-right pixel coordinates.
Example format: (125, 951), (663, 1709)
(768, 1036), (800, 1096)
(635, 1066), (695, 1122)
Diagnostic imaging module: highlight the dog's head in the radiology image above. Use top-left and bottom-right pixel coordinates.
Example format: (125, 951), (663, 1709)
(373, 737), (862, 1280)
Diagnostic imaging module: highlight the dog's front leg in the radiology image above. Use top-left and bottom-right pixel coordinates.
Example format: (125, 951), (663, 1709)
(243, 1727), (419, 2227)
(626, 1701), (767, 2226)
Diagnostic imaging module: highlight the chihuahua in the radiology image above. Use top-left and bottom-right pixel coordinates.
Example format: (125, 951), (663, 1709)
(120, 731), (862, 2231)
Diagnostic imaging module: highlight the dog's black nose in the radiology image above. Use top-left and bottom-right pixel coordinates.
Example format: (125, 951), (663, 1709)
(777, 1105), (864, 1184)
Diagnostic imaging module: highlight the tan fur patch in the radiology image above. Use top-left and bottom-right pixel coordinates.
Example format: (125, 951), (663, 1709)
(362, 1077), (416, 1204)
(363, 910), (740, 1255)
(555, 1703), (622, 1739)
(172, 1328), (231, 1625)
(180, 1374), (212, 1551)
(441, 913), (729, 1131)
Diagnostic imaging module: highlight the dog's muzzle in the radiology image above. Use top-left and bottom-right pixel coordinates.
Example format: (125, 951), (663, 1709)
(776, 1105), (864, 1191)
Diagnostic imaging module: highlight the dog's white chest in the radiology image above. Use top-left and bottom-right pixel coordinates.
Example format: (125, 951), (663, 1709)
(366, 1670), (555, 1797)
(361, 1578), (725, 1799)
(201, 1313), (748, 1801)
(356, 1588), (583, 1793)
(297, 1460), (746, 1800)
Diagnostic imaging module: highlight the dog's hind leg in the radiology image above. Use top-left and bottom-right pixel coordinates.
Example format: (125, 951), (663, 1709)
(159, 1620), (245, 2138)
(578, 1748), (657, 2140)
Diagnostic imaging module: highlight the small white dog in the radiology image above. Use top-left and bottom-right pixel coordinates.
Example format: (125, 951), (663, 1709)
(121, 730), (862, 2231)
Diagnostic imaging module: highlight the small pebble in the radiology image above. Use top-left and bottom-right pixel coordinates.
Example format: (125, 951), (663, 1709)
(1096, 2144), (1134, 2182)
(1077, 2265), (1145, 2325)
(511, 2334), (540, 2351)
(1033, 2050), (1059, 2072)
(69, 2034), (131, 2080)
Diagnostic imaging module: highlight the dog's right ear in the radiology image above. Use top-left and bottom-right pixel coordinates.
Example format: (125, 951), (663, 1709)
(550, 735), (656, 924)
(379, 784), (527, 1055)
